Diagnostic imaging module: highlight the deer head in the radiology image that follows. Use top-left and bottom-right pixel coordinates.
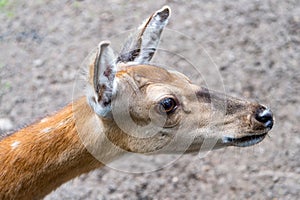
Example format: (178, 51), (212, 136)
(85, 6), (273, 155)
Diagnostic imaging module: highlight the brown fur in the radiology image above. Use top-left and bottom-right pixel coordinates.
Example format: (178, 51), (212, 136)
(0, 99), (102, 199)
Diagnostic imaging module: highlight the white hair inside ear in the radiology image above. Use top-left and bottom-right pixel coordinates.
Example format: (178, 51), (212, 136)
(88, 41), (117, 119)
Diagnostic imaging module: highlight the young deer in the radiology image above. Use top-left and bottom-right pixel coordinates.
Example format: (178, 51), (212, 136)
(0, 6), (273, 199)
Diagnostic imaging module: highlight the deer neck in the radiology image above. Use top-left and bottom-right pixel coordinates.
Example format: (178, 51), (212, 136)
(0, 97), (122, 199)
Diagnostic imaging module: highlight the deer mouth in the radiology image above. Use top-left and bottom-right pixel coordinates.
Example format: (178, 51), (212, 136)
(223, 132), (268, 147)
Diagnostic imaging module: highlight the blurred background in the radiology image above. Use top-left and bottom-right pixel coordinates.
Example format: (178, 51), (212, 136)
(0, 0), (299, 199)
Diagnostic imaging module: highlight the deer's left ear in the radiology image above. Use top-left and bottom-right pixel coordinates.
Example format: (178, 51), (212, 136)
(88, 41), (116, 118)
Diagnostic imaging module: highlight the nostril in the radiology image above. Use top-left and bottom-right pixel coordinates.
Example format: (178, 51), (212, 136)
(255, 107), (274, 129)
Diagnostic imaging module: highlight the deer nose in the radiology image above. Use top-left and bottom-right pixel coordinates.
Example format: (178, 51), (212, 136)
(255, 107), (274, 129)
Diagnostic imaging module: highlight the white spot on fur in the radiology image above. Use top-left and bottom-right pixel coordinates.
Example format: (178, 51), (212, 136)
(11, 141), (20, 150)
(41, 127), (52, 134)
(57, 121), (65, 127)
(41, 118), (48, 123)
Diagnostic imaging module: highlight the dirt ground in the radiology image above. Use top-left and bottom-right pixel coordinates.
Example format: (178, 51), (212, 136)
(0, 0), (299, 199)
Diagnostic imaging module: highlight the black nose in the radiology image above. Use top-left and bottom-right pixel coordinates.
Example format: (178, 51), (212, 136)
(255, 107), (274, 129)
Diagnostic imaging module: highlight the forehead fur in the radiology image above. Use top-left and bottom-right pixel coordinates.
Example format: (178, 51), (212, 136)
(116, 64), (189, 87)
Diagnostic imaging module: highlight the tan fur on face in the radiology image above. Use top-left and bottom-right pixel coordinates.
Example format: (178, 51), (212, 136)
(110, 64), (271, 154)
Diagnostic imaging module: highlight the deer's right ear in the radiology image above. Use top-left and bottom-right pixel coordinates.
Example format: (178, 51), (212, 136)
(88, 41), (116, 119)
(117, 6), (171, 64)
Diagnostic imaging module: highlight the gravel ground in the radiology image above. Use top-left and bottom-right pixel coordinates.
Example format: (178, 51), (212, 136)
(0, 0), (299, 199)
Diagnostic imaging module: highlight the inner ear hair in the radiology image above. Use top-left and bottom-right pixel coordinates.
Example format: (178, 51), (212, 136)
(89, 41), (117, 118)
(93, 42), (110, 96)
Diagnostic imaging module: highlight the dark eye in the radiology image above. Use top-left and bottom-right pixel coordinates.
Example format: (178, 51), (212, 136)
(159, 97), (177, 114)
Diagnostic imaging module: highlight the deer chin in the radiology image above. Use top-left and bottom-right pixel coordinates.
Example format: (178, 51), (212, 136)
(222, 132), (269, 147)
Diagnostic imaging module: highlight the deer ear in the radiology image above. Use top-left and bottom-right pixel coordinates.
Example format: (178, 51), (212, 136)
(118, 6), (171, 64)
(88, 41), (116, 118)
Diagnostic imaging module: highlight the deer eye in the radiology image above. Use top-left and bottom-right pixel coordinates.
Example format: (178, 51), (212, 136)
(159, 97), (177, 114)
